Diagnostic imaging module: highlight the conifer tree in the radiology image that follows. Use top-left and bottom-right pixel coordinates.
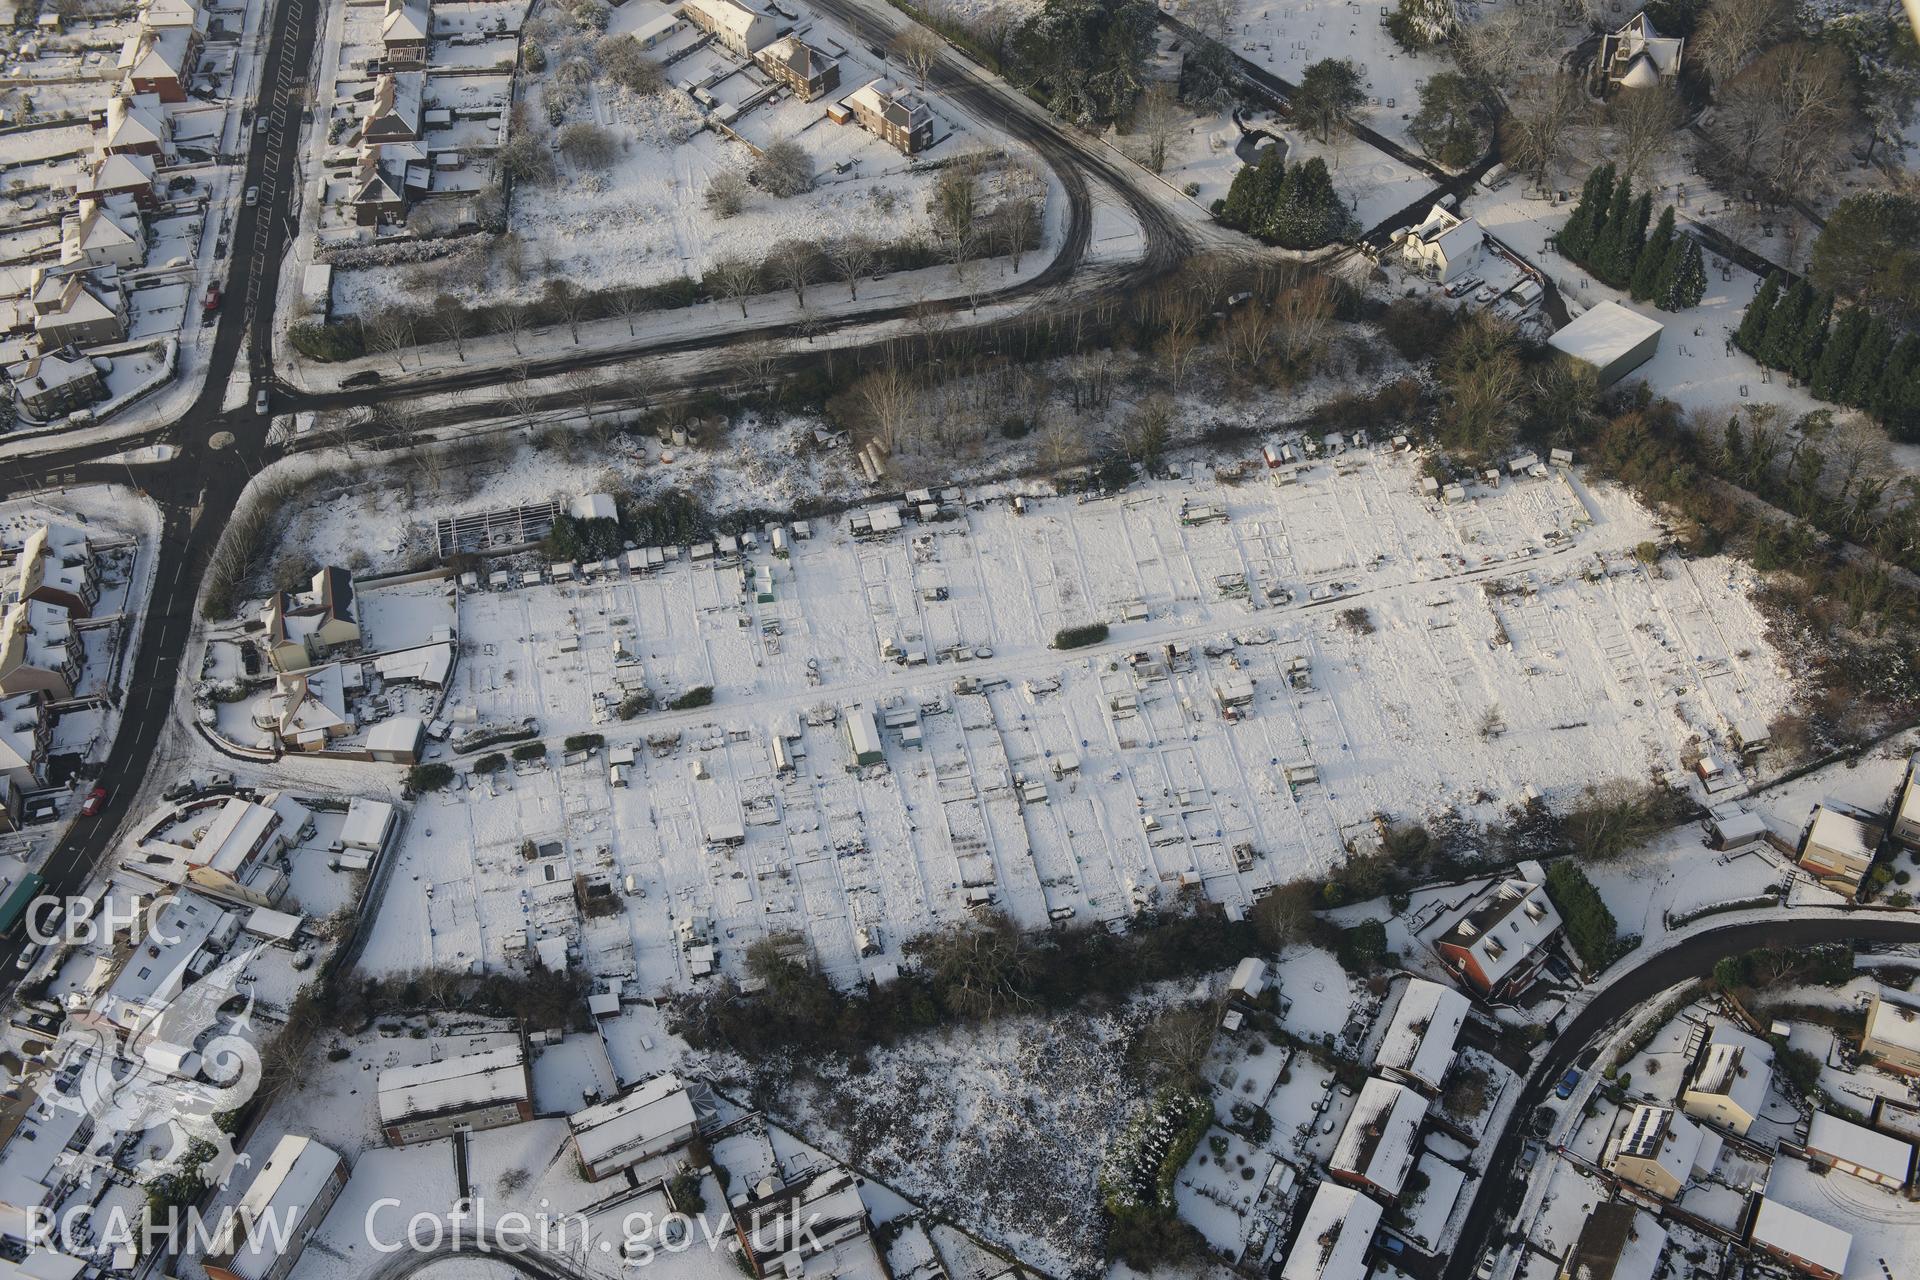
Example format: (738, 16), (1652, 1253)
(1559, 165), (1613, 262)
(1590, 175), (1636, 284)
(1785, 291), (1831, 383)
(1659, 236), (1704, 311)
(1735, 272), (1782, 354)
(1631, 206), (1676, 302)
(1872, 334), (1920, 419)
(1758, 279), (1811, 369)
(1810, 308), (1867, 401)
(1843, 316), (1894, 408)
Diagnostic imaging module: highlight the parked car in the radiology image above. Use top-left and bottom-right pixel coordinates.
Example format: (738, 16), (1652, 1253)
(1475, 1254), (1498, 1280)
(341, 369), (383, 389)
(244, 185), (259, 207)
(1554, 1067), (1583, 1100)
(1445, 276), (1481, 298)
(79, 785), (107, 816)
(14, 942), (42, 972)
(254, 389), (270, 416)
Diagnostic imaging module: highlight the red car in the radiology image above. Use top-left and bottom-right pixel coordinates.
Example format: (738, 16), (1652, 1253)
(80, 785), (107, 816)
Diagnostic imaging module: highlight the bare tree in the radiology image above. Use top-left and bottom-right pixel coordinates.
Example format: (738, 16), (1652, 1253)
(1609, 84), (1684, 188)
(753, 138), (815, 197)
(1116, 393), (1175, 468)
(491, 305), (528, 356)
(1131, 83), (1187, 173)
(1188, 0), (1241, 43)
(1459, 0), (1562, 85)
(854, 361), (916, 454)
(892, 27), (940, 87)
(562, 367), (602, 426)
(824, 234), (879, 300)
(768, 240), (818, 308)
(1035, 410), (1087, 471)
(507, 376), (542, 432)
(735, 339), (782, 397)
(992, 195), (1041, 271)
(708, 255), (761, 319)
(1500, 73), (1587, 190)
(432, 303), (469, 361)
(1222, 300), (1279, 372)
(1710, 42), (1855, 196)
(1272, 272), (1334, 365)
(367, 311), (416, 370)
(1135, 1005), (1218, 1088)
(608, 286), (648, 336)
(1691, 0), (1794, 87)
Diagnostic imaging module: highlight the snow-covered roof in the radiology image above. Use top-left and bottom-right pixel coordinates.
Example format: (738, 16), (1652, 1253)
(341, 796), (395, 851)
(1615, 1104), (1703, 1180)
(568, 1072), (697, 1167)
(1330, 1076), (1426, 1196)
(1750, 1197), (1851, 1276)
(1229, 956), (1267, 998)
(1549, 301), (1663, 369)
(207, 1135), (342, 1280)
(378, 1042), (528, 1124)
(1866, 987), (1920, 1055)
(1806, 806), (1877, 862)
(1376, 977), (1469, 1091)
(1563, 1202), (1667, 1280)
(1806, 1112), (1914, 1184)
(570, 493), (617, 522)
(1279, 1182), (1381, 1280)
(381, 0), (428, 42)
(105, 95), (166, 150)
(1438, 874), (1562, 988)
(372, 642), (453, 686)
(1686, 1022), (1772, 1119)
(367, 714), (425, 753)
(0, 1252), (84, 1280)
(242, 906), (301, 942)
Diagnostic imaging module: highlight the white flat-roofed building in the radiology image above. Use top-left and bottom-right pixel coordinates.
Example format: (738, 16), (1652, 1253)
(379, 1039), (532, 1145)
(1329, 1077), (1427, 1199)
(202, 1135), (348, 1280)
(1548, 301), (1663, 388)
(1748, 1197), (1851, 1280)
(1680, 1021), (1773, 1137)
(1804, 1112), (1914, 1189)
(1376, 977), (1470, 1094)
(340, 796), (396, 854)
(569, 1072), (699, 1180)
(1279, 1182), (1381, 1280)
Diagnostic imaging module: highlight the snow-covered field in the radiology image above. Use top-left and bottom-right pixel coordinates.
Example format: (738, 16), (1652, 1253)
(335, 445), (1794, 990)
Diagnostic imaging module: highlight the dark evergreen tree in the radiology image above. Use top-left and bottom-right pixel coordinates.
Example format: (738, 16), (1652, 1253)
(1735, 271), (1783, 354)
(1785, 291), (1831, 383)
(1617, 192), (1652, 287)
(1659, 236), (1705, 311)
(1843, 317), (1894, 408)
(1810, 308), (1868, 401)
(1757, 280), (1811, 369)
(1219, 150), (1278, 230)
(1560, 164), (1615, 263)
(1631, 206), (1676, 302)
(1872, 335), (1920, 419)
(1589, 175), (1637, 284)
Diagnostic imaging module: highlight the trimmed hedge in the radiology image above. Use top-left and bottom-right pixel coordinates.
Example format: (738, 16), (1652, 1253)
(1054, 623), (1110, 649)
(668, 686), (714, 710)
(1545, 860), (1616, 971)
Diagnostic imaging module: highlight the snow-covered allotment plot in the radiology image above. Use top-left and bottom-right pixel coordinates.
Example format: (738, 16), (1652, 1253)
(346, 442), (1793, 991)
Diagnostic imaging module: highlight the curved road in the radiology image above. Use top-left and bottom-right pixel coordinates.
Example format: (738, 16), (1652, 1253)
(1440, 914), (1920, 1280)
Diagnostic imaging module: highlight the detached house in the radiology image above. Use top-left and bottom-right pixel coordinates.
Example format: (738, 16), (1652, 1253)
(1595, 13), (1684, 92)
(756, 36), (840, 101)
(1861, 985), (1920, 1075)
(1607, 1104), (1703, 1200)
(1399, 203), (1482, 283)
(1680, 1021), (1773, 1136)
(126, 792), (310, 906)
(844, 78), (932, 155)
(1434, 868), (1563, 999)
(1279, 1182), (1382, 1280)
(261, 663), (353, 752)
(261, 567), (360, 672)
(381, 0), (430, 65)
(1375, 977), (1470, 1095)
(1798, 803), (1883, 897)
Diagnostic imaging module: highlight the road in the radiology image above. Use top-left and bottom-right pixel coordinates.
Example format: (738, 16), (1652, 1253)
(1437, 915), (1920, 1280)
